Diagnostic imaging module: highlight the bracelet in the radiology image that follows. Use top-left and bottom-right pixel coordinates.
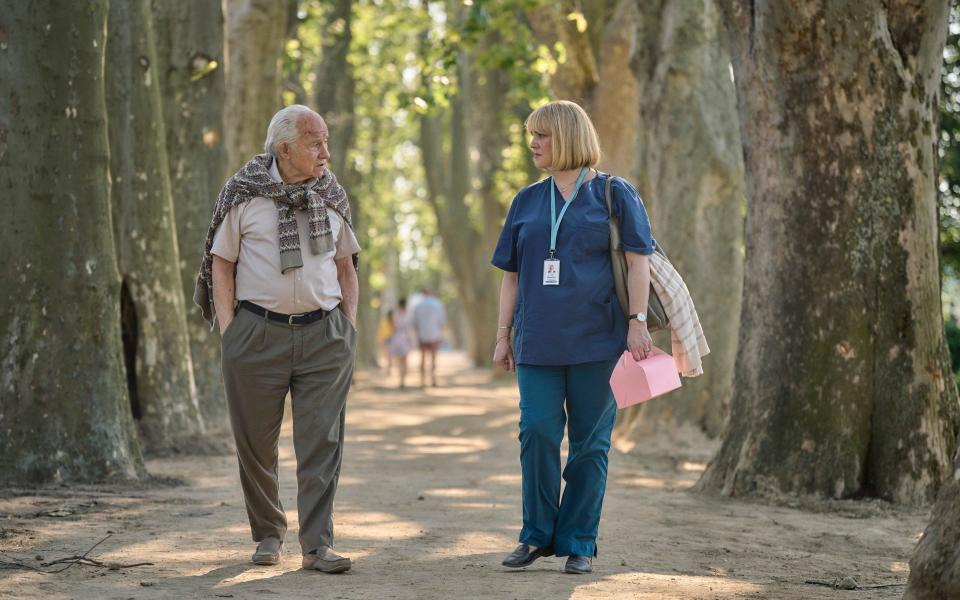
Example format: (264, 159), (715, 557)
(498, 325), (512, 330)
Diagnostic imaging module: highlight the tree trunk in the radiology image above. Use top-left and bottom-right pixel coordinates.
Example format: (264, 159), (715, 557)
(591, 0), (642, 179)
(151, 0), (229, 429)
(526, 1), (600, 106)
(223, 0), (287, 173)
(282, 0), (305, 104)
(697, 0), (958, 505)
(419, 66), (501, 366)
(527, 0), (641, 182)
(314, 0), (355, 175)
(106, 0), (205, 452)
(905, 444), (960, 598)
(0, 0), (145, 483)
(312, 0), (377, 367)
(462, 39), (510, 365)
(615, 0), (744, 441)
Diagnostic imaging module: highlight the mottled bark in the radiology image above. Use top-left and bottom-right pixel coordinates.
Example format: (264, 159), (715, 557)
(592, 0), (641, 179)
(106, 0), (204, 451)
(0, 0), (145, 483)
(698, 0), (958, 505)
(527, 0), (641, 181)
(615, 0), (743, 441)
(312, 0), (377, 367)
(526, 1), (600, 105)
(223, 0), (287, 173)
(151, 0), (229, 428)
(906, 445), (960, 598)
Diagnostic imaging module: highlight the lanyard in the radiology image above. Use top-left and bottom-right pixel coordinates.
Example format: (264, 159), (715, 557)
(549, 166), (588, 258)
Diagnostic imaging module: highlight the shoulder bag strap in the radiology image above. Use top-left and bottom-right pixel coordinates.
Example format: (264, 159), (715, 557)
(605, 174), (621, 248)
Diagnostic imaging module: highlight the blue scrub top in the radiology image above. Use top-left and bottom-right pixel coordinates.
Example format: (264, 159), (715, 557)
(491, 173), (656, 366)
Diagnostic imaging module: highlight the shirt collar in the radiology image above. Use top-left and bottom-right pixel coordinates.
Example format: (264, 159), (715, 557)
(269, 156), (318, 188)
(268, 156), (282, 183)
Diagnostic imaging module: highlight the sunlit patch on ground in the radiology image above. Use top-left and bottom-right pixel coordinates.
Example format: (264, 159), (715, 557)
(889, 561), (910, 572)
(576, 572), (764, 598)
(612, 475), (695, 490)
(401, 434), (492, 454)
(483, 473), (522, 485)
(344, 408), (435, 429)
(423, 487), (490, 498)
(212, 563), (304, 587)
(346, 434), (385, 442)
(422, 531), (516, 559)
(335, 511), (424, 540)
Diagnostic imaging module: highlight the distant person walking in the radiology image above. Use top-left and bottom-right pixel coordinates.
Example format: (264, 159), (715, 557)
(387, 298), (414, 389)
(195, 104), (360, 573)
(411, 288), (446, 387)
(491, 100), (656, 575)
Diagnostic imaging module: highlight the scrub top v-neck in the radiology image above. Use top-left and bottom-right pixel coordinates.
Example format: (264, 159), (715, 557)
(492, 173), (656, 366)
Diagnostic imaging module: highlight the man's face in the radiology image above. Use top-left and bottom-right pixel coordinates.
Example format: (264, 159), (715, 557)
(279, 113), (330, 183)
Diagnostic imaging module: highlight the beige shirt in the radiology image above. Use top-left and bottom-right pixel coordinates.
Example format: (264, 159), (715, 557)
(211, 161), (361, 314)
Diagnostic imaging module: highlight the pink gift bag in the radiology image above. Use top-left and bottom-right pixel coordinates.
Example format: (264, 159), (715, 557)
(609, 347), (682, 409)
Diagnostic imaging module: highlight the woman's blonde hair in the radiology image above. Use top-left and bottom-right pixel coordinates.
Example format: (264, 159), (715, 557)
(525, 100), (602, 171)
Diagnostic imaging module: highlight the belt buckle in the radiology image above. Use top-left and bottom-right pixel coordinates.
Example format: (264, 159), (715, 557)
(288, 312), (305, 325)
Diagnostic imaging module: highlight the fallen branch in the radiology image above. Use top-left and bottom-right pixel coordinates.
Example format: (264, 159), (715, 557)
(0, 534), (153, 574)
(804, 579), (907, 590)
(43, 533), (111, 573)
(42, 556), (154, 570)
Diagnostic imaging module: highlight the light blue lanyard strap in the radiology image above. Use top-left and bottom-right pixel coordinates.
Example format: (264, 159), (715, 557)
(549, 166), (588, 257)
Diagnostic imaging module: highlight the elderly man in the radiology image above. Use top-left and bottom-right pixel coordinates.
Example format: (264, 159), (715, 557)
(194, 105), (360, 573)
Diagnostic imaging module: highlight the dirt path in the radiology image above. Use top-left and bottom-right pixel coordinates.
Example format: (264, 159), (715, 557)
(1, 353), (927, 599)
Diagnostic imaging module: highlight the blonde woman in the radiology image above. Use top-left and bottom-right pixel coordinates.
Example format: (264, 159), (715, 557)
(492, 101), (656, 574)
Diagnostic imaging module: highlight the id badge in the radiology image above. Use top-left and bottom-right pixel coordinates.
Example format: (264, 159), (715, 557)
(543, 258), (560, 285)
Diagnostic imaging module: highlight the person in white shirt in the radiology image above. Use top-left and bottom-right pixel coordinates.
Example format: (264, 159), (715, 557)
(411, 288), (446, 387)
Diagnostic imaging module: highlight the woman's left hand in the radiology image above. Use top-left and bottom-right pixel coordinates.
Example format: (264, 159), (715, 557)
(627, 321), (654, 362)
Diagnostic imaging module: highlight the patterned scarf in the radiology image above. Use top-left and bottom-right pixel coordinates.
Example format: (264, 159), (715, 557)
(193, 154), (357, 325)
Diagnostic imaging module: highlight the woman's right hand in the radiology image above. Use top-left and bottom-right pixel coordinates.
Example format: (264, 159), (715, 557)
(493, 337), (516, 372)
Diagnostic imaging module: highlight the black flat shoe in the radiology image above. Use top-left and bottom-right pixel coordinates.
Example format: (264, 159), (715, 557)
(564, 554), (592, 574)
(501, 543), (555, 568)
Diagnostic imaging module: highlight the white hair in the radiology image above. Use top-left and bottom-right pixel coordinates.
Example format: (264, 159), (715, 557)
(264, 104), (316, 157)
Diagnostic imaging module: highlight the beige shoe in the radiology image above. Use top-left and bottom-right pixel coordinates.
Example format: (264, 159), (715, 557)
(302, 546), (351, 573)
(252, 537), (282, 565)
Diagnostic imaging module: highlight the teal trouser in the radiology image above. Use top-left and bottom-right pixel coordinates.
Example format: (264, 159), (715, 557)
(516, 358), (618, 557)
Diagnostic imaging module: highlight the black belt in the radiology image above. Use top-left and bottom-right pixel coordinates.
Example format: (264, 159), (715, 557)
(238, 300), (333, 325)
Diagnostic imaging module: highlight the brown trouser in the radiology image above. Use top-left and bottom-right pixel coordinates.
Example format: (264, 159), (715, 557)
(221, 305), (356, 554)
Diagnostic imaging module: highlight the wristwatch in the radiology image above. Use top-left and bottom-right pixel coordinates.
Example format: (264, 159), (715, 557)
(629, 312), (647, 323)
